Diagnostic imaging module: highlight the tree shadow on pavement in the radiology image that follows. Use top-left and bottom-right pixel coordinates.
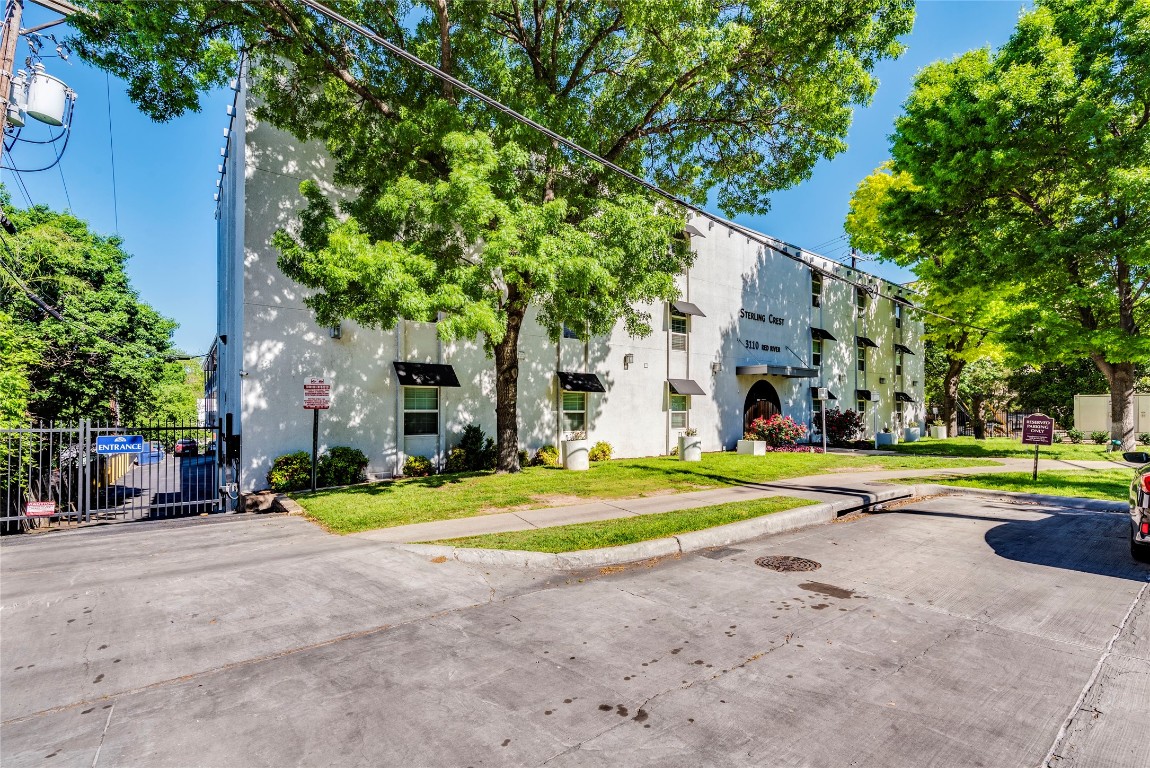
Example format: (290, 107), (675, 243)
(885, 504), (1148, 581)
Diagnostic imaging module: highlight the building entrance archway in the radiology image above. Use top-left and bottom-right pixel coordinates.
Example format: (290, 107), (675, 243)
(743, 380), (781, 433)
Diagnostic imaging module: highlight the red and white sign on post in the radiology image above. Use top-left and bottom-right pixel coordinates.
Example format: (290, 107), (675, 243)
(303, 377), (331, 410)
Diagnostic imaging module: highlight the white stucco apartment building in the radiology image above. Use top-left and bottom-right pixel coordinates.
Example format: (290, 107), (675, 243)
(210, 85), (925, 492)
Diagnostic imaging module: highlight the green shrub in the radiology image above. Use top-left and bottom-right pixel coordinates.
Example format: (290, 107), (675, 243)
(403, 455), (434, 477)
(267, 451), (312, 492)
(1052, 432), (1064, 444)
(458, 424), (497, 471)
(1066, 428), (1085, 444)
(518, 449), (530, 467)
(443, 447), (469, 474)
(531, 445), (560, 468)
(317, 446), (368, 487)
(1139, 433), (1150, 446)
(589, 441), (613, 462)
(1089, 430), (1109, 445)
(823, 408), (866, 446)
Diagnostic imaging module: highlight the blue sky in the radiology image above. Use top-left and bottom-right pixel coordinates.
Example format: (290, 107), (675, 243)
(2, 1), (1027, 354)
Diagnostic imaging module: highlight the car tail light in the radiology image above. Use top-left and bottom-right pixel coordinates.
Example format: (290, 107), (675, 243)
(1141, 475), (1150, 494)
(1142, 520), (1150, 536)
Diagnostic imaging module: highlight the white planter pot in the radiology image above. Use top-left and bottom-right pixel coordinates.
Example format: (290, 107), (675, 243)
(562, 439), (590, 471)
(737, 439), (766, 456)
(903, 427), (921, 443)
(876, 433), (898, 447)
(930, 426), (948, 440)
(678, 435), (703, 462)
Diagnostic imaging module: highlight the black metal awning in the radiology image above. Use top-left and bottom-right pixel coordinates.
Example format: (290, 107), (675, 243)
(856, 336), (878, 348)
(557, 371), (605, 392)
(894, 391), (915, 403)
(671, 300), (706, 317)
(735, 365), (818, 378)
(894, 343), (916, 355)
(668, 378), (706, 396)
(392, 361), (461, 387)
(856, 389), (877, 402)
(809, 386), (838, 400)
(810, 327), (837, 342)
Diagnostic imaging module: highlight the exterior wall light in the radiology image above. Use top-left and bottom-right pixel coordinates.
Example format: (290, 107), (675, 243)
(623, 353), (634, 370)
(330, 324), (342, 340)
(711, 361), (722, 374)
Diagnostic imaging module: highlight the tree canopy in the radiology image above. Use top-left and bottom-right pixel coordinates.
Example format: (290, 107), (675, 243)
(0, 190), (177, 424)
(846, 0), (1150, 448)
(68, 0), (916, 468)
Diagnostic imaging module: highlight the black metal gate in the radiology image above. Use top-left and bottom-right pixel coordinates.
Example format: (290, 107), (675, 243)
(2, 419), (222, 533)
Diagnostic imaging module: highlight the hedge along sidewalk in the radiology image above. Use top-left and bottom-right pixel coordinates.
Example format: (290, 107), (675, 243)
(292, 452), (998, 534)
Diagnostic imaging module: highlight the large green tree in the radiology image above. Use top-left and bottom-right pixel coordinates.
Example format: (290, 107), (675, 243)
(850, 0), (1150, 450)
(69, 0), (914, 469)
(846, 165), (1015, 435)
(0, 193), (177, 423)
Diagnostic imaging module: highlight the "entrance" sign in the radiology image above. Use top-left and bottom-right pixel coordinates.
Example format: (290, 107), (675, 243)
(95, 435), (145, 454)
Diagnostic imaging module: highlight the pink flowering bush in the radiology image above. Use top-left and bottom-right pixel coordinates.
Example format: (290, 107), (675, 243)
(743, 415), (808, 447)
(764, 445), (824, 453)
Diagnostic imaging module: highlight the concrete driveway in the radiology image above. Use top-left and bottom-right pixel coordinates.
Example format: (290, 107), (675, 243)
(2, 494), (1147, 767)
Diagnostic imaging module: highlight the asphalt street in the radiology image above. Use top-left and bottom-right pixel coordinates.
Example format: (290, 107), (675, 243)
(1, 494), (1147, 767)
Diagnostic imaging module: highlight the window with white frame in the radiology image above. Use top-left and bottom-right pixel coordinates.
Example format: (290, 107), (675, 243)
(895, 349), (904, 377)
(857, 398), (867, 416)
(895, 399), (905, 426)
(562, 391), (586, 433)
(894, 301), (903, 328)
(812, 396), (824, 433)
(670, 311), (688, 351)
(856, 286), (868, 313)
(403, 387), (439, 436)
(857, 343), (866, 373)
(811, 271), (823, 307)
(812, 337), (823, 367)
(670, 394), (688, 430)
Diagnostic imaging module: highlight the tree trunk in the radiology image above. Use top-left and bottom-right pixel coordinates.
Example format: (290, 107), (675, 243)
(970, 394), (986, 440)
(492, 303), (526, 472)
(943, 357), (965, 434)
(1092, 355), (1136, 451)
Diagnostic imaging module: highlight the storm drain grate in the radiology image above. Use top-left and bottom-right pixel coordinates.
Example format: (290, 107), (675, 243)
(755, 555), (821, 572)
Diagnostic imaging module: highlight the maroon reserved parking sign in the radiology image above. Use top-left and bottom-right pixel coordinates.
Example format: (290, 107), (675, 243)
(1022, 414), (1055, 446)
(1022, 413), (1055, 480)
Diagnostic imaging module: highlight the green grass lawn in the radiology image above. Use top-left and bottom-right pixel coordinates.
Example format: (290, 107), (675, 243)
(426, 496), (815, 553)
(896, 469), (1134, 501)
(882, 436), (1122, 462)
(294, 451), (995, 534)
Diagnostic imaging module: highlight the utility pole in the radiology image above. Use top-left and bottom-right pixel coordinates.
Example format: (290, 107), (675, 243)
(0, 0), (23, 135)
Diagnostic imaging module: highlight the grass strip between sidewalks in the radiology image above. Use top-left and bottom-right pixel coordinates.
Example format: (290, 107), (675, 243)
(425, 496), (815, 553)
(894, 469), (1134, 502)
(880, 436), (1123, 462)
(293, 452), (996, 534)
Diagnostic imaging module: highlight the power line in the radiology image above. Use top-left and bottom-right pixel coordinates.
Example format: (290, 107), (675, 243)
(105, 71), (118, 233)
(2, 149), (34, 207)
(55, 154), (71, 210)
(290, 0), (989, 334)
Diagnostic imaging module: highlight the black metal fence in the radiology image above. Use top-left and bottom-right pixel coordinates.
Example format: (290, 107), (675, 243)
(2, 419), (222, 533)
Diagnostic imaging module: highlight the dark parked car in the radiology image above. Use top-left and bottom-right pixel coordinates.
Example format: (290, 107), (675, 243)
(1123, 452), (1150, 562)
(174, 438), (199, 457)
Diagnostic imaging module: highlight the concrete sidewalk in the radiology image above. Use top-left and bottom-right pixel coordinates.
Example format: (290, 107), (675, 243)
(353, 457), (1128, 544)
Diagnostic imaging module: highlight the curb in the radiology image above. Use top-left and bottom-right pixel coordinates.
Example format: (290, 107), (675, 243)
(396, 485), (914, 571)
(907, 484), (1127, 513)
(273, 495), (306, 515)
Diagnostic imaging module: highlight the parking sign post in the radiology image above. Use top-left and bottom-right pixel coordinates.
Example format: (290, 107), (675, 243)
(1021, 413), (1055, 482)
(303, 377), (332, 492)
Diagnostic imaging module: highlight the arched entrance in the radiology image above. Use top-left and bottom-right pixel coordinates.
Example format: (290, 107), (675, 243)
(744, 380), (781, 433)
